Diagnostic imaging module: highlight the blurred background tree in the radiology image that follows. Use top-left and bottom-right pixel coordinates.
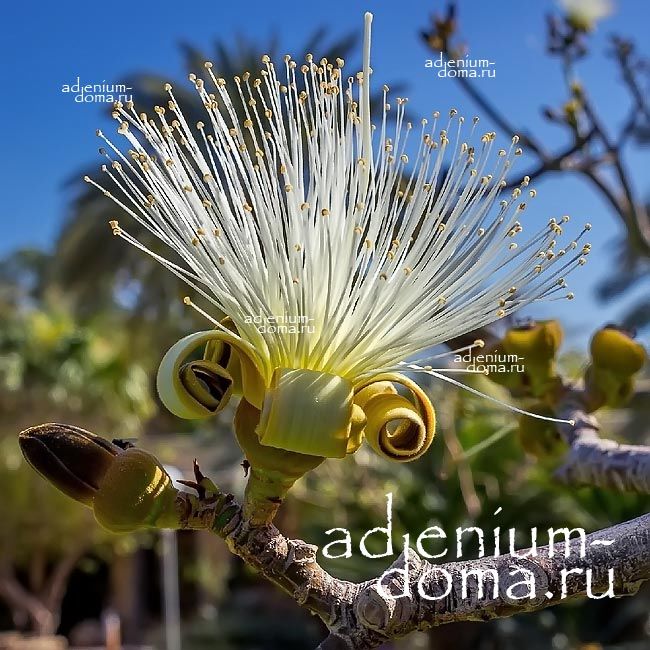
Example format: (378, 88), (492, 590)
(0, 261), (155, 638)
(421, 0), (650, 332)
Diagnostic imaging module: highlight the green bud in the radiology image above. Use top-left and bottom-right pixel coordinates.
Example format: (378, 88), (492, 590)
(516, 406), (566, 460)
(584, 365), (635, 409)
(502, 320), (563, 362)
(585, 326), (646, 410)
(482, 342), (529, 395)
(590, 326), (646, 376)
(489, 321), (564, 398)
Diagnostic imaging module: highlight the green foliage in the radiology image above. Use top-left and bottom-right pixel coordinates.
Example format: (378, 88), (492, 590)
(0, 302), (157, 573)
(0, 306), (155, 435)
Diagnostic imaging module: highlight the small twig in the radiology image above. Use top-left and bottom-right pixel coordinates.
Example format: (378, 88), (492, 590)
(450, 71), (546, 158)
(505, 126), (597, 189)
(555, 393), (650, 493)
(440, 395), (482, 517)
(425, 10), (650, 256)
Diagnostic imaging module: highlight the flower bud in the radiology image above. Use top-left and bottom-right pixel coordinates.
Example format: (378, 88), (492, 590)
(585, 326), (646, 410)
(502, 320), (563, 362)
(19, 423), (120, 506)
(516, 406), (566, 460)
(584, 365), (635, 409)
(19, 424), (179, 533)
(482, 342), (530, 396)
(490, 321), (564, 398)
(590, 326), (646, 376)
(563, 0), (612, 33)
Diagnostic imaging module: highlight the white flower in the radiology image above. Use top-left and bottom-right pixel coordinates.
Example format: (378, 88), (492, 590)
(86, 13), (586, 460)
(560, 0), (614, 29)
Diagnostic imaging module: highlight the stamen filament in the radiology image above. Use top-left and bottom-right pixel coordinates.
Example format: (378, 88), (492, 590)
(406, 363), (575, 426)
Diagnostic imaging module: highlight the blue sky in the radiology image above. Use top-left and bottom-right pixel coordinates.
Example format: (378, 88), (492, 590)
(1, 0), (648, 347)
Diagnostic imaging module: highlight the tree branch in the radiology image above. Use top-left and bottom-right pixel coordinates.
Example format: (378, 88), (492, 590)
(175, 483), (650, 649)
(0, 571), (56, 635)
(423, 9), (650, 257)
(555, 395), (650, 493)
(42, 545), (85, 616)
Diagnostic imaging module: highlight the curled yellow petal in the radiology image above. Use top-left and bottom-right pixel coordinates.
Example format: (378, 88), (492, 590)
(354, 380), (397, 408)
(257, 368), (354, 458)
(178, 360), (233, 413)
(204, 317), (244, 396)
(157, 330), (266, 419)
(346, 404), (367, 454)
(353, 373), (435, 462)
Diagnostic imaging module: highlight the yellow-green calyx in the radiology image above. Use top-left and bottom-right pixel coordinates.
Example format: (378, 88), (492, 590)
(19, 424), (179, 533)
(585, 325), (647, 409)
(92, 447), (178, 532)
(487, 320), (563, 398)
(157, 330), (436, 464)
(516, 405), (567, 461)
(235, 399), (325, 525)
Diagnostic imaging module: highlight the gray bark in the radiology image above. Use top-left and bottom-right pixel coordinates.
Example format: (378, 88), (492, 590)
(556, 395), (650, 493)
(175, 491), (650, 650)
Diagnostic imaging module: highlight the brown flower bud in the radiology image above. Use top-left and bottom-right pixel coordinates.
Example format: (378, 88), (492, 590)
(19, 423), (120, 506)
(19, 423), (179, 532)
